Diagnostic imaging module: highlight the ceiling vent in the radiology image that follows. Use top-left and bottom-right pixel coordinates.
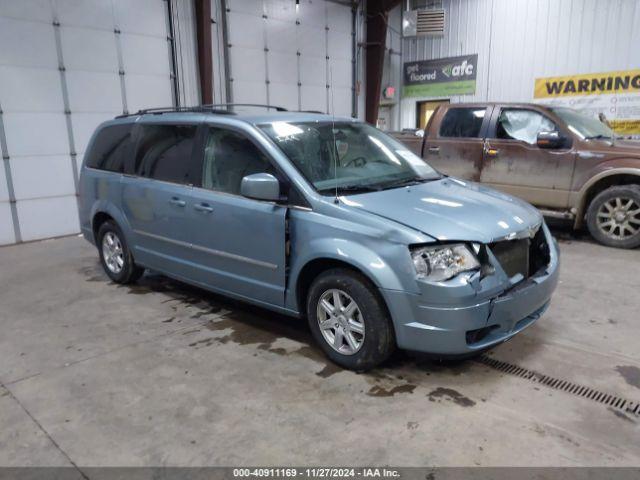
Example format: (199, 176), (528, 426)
(403, 9), (446, 37)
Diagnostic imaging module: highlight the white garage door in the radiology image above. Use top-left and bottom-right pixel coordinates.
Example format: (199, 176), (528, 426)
(224, 0), (354, 116)
(0, 0), (177, 245)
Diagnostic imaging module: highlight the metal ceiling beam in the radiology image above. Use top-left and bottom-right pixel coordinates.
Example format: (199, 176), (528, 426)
(195, 0), (213, 104)
(365, 0), (401, 125)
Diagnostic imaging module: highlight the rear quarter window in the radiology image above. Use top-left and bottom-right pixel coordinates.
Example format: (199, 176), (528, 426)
(135, 124), (198, 184)
(84, 124), (134, 172)
(439, 107), (486, 138)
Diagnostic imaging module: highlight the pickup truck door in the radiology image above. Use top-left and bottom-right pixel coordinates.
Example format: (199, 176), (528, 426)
(480, 107), (575, 209)
(422, 106), (492, 181)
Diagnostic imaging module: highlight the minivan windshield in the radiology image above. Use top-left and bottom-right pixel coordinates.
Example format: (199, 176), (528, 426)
(260, 121), (440, 194)
(551, 107), (616, 140)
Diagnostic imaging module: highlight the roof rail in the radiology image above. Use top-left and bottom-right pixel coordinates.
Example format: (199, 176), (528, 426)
(115, 103), (288, 118)
(201, 103), (288, 112)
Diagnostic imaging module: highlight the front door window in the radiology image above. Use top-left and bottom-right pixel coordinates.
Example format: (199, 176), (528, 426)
(496, 109), (556, 145)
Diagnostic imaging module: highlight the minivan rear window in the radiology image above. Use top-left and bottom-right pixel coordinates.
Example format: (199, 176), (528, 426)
(85, 124), (133, 172)
(439, 108), (486, 138)
(135, 125), (198, 184)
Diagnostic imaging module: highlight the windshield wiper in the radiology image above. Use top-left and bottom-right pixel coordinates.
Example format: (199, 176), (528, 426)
(318, 184), (381, 194)
(585, 134), (612, 140)
(378, 176), (439, 190)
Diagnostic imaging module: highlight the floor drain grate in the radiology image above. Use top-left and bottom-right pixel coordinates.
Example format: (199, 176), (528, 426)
(475, 355), (640, 417)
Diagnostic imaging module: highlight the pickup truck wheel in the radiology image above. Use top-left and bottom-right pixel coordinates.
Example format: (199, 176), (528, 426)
(306, 268), (395, 371)
(586, 185), (640, 249)
(97, 221), (145, 283)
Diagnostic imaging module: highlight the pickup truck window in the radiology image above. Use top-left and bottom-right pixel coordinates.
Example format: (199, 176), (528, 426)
(439, 107), (486, 138)
(551, 107), (614, 140)
(260, 121), (439, 194)
(495, 109), (556, 145)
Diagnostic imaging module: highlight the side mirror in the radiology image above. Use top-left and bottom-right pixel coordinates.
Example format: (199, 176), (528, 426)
(240, 173), (281, 202)
(537, 131), (565, 149)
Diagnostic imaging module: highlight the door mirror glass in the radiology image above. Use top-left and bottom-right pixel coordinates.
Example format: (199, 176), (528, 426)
(537, 131), (564, 149)
(240, 173), (281, 201)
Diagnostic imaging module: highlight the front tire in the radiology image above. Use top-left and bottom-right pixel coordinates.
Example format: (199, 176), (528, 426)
(586, 185), (640, 249)
(306, 268), (395, 371)
(97, 220), (144, 283)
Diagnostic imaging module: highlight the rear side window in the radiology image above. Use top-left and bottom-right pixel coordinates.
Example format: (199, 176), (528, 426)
(439, 108), (486, 138)
(85, 124), (133, 172)
(135, 125), (198, 184)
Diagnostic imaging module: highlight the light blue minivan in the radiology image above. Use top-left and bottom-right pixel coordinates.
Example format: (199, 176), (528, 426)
(78, 105), (559, 370)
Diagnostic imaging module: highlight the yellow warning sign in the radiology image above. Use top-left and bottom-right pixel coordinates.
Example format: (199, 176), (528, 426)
(534, 70), (640, 99)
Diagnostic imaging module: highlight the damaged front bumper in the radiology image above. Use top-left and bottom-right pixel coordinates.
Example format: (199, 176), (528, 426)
(381, 223), (560, 355)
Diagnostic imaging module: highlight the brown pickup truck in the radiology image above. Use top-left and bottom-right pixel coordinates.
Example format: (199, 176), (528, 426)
(392, 103), (640, 249)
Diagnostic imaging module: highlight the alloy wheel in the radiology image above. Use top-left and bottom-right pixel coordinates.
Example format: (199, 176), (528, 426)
(596, 197), (640, 240)
(316, 289), (365, 355)
(102, 231), (125, 274)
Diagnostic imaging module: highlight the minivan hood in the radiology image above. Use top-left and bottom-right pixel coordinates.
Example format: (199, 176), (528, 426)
(342, 177), (542, 244)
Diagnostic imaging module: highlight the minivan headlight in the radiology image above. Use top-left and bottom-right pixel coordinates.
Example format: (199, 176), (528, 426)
(410, 243), (480, 281)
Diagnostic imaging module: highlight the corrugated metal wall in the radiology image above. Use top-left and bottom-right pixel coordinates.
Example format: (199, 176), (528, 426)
(395, 0), (640, 129)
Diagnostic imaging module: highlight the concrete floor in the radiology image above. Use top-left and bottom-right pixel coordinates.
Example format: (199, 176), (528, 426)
(0, 230), (639, 467)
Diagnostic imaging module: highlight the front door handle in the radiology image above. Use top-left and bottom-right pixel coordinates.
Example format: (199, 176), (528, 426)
(169, 197), (186, 207)
(194, 203), (214, 213)
(428, 146), (440, 154)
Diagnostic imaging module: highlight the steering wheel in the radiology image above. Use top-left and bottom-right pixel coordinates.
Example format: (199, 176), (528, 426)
(344, 156), (367, 168)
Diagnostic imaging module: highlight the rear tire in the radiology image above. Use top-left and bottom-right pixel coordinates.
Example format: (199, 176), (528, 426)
(586, 185), (640, 249)
(306, 268), (395, 371)
(97, 220), (144, 283)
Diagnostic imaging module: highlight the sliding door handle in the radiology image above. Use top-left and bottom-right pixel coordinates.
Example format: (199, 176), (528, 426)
(169, 197), (186, 207)
(427, 146), (440, 154)
(194, 203), (214, 213)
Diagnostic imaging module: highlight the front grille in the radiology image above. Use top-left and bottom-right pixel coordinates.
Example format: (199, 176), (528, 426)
(489, 227), (550, 279)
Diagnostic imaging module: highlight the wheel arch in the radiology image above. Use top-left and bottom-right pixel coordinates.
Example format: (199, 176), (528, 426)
(293, 256), (399, 321)
(574, 168), (640, 228)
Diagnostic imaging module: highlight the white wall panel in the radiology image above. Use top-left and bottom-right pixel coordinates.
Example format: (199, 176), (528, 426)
(113, 0), (167, 36)
(10, 156), (75, 200)
(16, 195), (79, 242)
(60, 27), (119, 72)
(120, 34), (170, 75)
(269, 52), (298, 83)
(327, 4), (351, 33)
(55, 0), (114, 30)
(0, 0), (52, 22)
(266, 19), (297, 54)
(0, 203), (15, 245)
(125, 74), (172, 113)
(0, 18), (57, 68)
(2, 113), (68, 157)
(269, 83), (299, 112)
(0, 66), (63, 112)
(66, 71), (121, 112)
(232, 81), (268, 105)
(300, 85), (326, 112)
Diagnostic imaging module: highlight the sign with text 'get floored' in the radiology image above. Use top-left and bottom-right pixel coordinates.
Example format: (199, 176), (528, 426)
(403, 54), (478, 98)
